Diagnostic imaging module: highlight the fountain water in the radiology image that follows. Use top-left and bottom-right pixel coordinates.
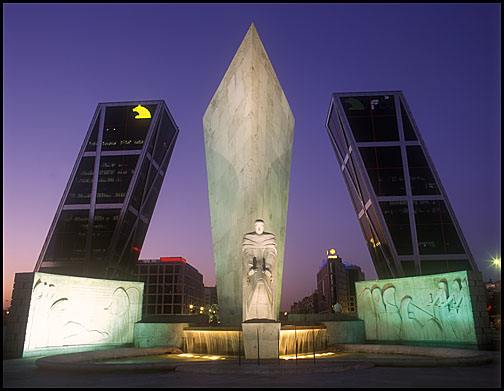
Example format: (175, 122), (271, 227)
(183, 328), (242, 356)
(279, 327), (327, 356)
(183, 326), (327, 357)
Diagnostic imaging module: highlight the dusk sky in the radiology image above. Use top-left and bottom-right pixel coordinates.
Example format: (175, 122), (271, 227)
(3, 4), (501, 311)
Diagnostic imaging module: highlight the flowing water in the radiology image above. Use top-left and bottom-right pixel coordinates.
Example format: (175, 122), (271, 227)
(279, 328), (327, 355)
(183, 327), (327, 356)
(183, 330), (242, 356)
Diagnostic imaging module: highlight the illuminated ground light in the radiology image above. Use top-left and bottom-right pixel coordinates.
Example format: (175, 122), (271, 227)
(280, 352), (335, 360)
(178, 354), (224, 360)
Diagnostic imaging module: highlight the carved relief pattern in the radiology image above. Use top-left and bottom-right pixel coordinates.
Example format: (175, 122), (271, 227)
(24, 273), (143, 352)
(356, 271), (477, 344)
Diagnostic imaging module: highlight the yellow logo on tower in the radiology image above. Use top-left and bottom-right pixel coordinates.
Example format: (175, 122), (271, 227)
(132, 105), (151, 119)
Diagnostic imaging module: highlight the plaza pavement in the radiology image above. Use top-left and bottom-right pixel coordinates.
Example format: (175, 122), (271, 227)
(3, 351), (501, 388)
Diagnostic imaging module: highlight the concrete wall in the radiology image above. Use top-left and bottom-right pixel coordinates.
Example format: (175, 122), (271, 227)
(355, 270), (491, 348)
(133, 321), (366, 355)
(324, 321), (365, 344)
(133, 323), (188, 348)
(242, 322), (281, 359)
(203, 23), (294, 325)
(287, 313), (359, 323)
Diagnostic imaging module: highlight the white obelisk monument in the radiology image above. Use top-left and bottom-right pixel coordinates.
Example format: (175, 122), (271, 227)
(203, 23), (294, 325)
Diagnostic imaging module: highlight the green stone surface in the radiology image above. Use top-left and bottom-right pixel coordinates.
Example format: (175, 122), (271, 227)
(355, 271), (479, 345)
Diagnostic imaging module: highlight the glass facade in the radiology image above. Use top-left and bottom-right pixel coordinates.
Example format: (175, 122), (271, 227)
(44, 210), (89, 263)
(379, 201), (413, 255)
(359, 146), (405, 196)
(407, 146), (439, 195)
(96, 155), (139, 204)
(326, 91), (478, 278)
(34, 101), (179, 280)
(340, 95), (399, 142)
(414, 200), (465, 255)
(66, 157), (95, 204)
(101, 104), (156, 151)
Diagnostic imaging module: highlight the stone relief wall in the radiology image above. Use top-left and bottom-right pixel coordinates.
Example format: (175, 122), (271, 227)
(23, 272), (143, 355)
(355, 271), (480, 344)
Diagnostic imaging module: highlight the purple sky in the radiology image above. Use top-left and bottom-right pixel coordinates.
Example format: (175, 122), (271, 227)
(3, 4), (501, 311)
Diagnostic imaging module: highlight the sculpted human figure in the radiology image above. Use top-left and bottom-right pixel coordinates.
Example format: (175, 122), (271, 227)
(382, 285), (402, 340)
(399, 296), (423, 340)
(371, 286), (386, 339)
(358, 288), (377, 339)
(242, 219), (277, 321)
(445, 279), (467, 339)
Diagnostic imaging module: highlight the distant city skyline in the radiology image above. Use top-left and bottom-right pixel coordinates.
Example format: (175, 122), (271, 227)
(3, 4), (501, 311)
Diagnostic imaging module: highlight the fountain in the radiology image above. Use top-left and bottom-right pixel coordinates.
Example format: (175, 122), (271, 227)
(181, 325), (328, 358)
(183, 328), (242, 356)
(279, 326), (327, 356)
(179, 221), (331, 360)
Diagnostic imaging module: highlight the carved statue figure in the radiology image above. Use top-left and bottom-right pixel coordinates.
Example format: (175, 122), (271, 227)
(105, 287), (130, 343)
(242, 219), (277, 321)
(446, 278), (467, 339)
(371, 286), (386, 339)
(382, 284), (401, 340)
(359, 288), (377, 339)
(399, 296), (423, 340)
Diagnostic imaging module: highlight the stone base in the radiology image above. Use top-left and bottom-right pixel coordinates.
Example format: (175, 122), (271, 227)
(134, 323), (188, 348)
(242, 322), (281, 359)
(324, 320), (365, 344)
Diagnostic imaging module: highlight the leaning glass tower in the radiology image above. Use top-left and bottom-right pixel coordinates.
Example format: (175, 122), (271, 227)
(34, 101), (179, 280)
(325, 91), (478, 278)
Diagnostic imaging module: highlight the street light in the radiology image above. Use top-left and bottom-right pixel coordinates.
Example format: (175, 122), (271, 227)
(491, 256), (501, 268)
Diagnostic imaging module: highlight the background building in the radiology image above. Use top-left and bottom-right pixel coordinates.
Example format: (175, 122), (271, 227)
(346, 264), (365, 312)
(317, 249), (348, 313)
(137, 257), (204, 316)
(34, 101), (179, 281)
(485, 279), (501, 328)
(290, 291), (318, 314)
(204, 286), (218, 307)
(317, 249), (365, 313)
(325, 92), (478, 279)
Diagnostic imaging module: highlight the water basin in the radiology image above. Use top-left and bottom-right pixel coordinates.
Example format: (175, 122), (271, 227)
(94, 351), (421, 364)
(93, 353), (231, 364)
